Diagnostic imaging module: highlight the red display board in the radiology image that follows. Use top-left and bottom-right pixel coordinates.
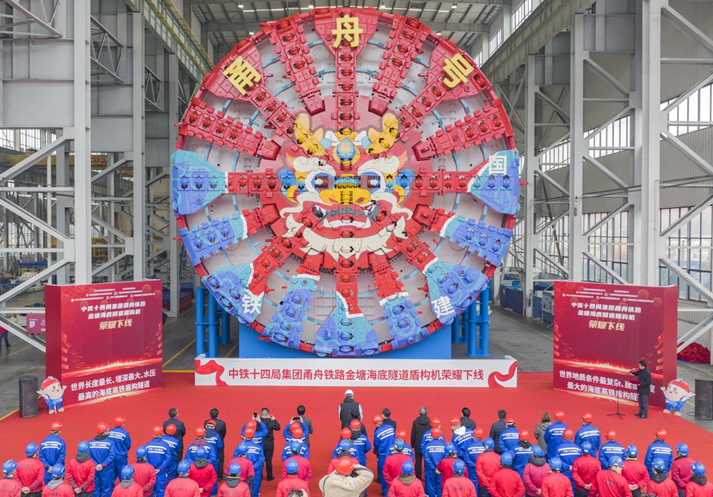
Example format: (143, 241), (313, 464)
(553, 282), (678, 408)
(45, 281), (163, 407)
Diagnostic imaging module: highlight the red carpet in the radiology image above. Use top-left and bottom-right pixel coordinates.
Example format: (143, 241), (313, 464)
(1, 372), (711, 496)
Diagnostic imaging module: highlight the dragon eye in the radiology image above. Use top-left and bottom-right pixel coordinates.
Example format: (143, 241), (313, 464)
(312, 174), (334, 190)
(360, 173), (380, 191)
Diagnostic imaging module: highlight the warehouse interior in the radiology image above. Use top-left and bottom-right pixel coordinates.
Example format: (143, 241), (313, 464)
(1, 0), (713, 408)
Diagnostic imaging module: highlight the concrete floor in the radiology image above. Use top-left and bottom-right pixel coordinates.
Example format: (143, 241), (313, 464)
(2, 303), (713, 431)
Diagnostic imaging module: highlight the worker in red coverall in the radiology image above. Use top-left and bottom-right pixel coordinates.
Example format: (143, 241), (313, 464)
(572, 443), (599, 497)
(524, 446), (550, 497)
(686, 463), (713, 497)
(588, 457), (631, 497)
(647, 459), (678, 497)
(67, 442), (95, 497)
(443, 461), (476, 497)
(165, 462), (200, 497)
(275, 460), (310, 497)
(132, 447), (156, 497)
(477, 439), (501, 497)
(385, 440), (414, 490)
(280, 443), (312, 482)
(622, 446), (649, 497)
(111, 466), (142, 497)
(488, 453), (525, 497)
(217, 465), (250, 497)
(223, 454), (255, 488)
(1, 460), (22, 497)
(42, 465), (75, 497)
(17, 444), (45, 497)
(389, 461), (426, 497)
(439, 445), (468, 489)
(188, 449), (216, 497)
(541, 458), (572, 497)
(672, 444), (695, 497)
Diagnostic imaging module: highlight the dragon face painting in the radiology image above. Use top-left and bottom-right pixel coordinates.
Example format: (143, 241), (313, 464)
(172, 8), (520, 356)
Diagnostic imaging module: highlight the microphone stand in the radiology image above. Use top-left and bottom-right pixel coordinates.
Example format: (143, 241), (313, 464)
(608, 378), (628, 420)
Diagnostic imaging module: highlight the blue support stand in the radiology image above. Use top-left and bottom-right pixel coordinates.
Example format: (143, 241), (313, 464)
(220, 308), (230, 345)
(461, 284), (490, 357)
(207, 292), (218, 358)
(451, 314), (465, 343)
(195, 287), (206, 356)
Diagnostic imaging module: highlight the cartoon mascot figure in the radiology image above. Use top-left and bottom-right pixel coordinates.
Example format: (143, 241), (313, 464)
(662, 378), (694, 416)
(37, 376), (67, 414)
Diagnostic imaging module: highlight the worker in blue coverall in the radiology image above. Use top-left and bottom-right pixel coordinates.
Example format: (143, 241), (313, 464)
(373, 415), (396, 496)
(644, 429), (673, 476)
(186, 428), (218, 468)
(424, 427), (446, 497)
(509, 431), (533, 479)
(241, 428), (265, 497)
(40, 422), (66, 485)
(544, 411), (569, 457)
(108, 417), (132, 478)
(89, 422), (116, 497)
(575, 413), (601, 455)
(204, 421), (224, 478)
(450, 418), (474, 462)
(280, 428), (309, 461)
(348, 421), (371, 466)
(161, 425), (179, 482)
(464, 429), (485, 488)
(554, 428), (582, 492)
(243, 418), (269, 445)
(145, 426), (171, 497)
(498, 419), (519, 454)
(599, 430), (626, 470)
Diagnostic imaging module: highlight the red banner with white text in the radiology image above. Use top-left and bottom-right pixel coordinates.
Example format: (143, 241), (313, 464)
(553, 281), (677, 408)
(45, 281), (163, 407)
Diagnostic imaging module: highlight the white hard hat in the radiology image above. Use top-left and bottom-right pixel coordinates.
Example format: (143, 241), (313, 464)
(345, 389), (354, 396)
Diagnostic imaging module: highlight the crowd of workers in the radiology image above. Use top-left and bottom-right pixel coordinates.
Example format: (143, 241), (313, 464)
(1, 390), (712, 497)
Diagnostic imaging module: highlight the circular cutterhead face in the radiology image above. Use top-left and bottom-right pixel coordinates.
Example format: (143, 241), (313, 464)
(172, 8), (519, 357)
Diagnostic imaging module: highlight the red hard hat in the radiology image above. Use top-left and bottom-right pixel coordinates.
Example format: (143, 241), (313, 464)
(450, 417), (461, 426)
(114, 416), (126, 427)
(396, 430), (407, 440)
(554, 410), (565, 421)
(152, 426), (162, 437)
(335, 456), (355, 476)
(581, 412), (593, 423)
(505, 417), (515, 425)
(341, 428), (351, 439)
(196, 427), (206, 437)
(430, 418), (441, 427)
(474, 428), (485, 440)
(96, 422), (110, 434)
(372, 415), (383, 424)
(656, 428), (667, 441)
(247, 420), (257, 429)
(292, 428), (303, 438)
(165, 424), (177, 435)
(50, 422), (63, 432)
(563, 429), (574, 440)
(290, 422), (301, 433)
(244, 428), (255, 439)
(431, 427), (442, 439)
(349, 420), (361, 430)
(606, 430), (617, 441)
(519, 430), (530, 441)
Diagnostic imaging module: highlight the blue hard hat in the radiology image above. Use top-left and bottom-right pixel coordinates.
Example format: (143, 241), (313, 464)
(136, 446), (148, 459)
(2, 460), (18, 475)
(177, 460), (191, 475)
(227, 463), (241, 477)
(78, 441), (90, 454)
(453, 460), (466, 474)
(195, 447), (207, 460)
(120, 466), (135, 480)
(445, 443), (457, 455)
(237, 443), (249, 455)
(500, 452), (513, 466)
(550, 457), (563, 471)
(608, 456), (623, 469)
(626, 445), (638, 458)
(652, 458), (666, 473)
(676, 443), (689, 457)
(290, 441), (302, 454)
(484, 438), (495, 451)
(532, 446), (545, 457)
(50, 464), (65, 479)
(402, 461), (415, 475)
(692, 462), (706, 476)
(581, 442), (593, 455)
(338, 440), (351, 451)
(286, 460), (299, 474)
(25, 443), (39, 456)
(394, 439), (405, 451)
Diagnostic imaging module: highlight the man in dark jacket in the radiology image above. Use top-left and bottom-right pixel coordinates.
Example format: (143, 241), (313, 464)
(461, 409), (476, 431)
(205, 409), (227, 441)
(339, 390), (363, 428)
(630, 361), (652, 419)
(383, 409), (397, 430)
(162, 409), (186, 460)
(411, 407), (431, 481)
(296, 405), (313, 446)
(260, 407), (281, 482)
(489, 411), (507, 455)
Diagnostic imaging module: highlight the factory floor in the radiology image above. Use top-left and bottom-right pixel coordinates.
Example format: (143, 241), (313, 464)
(1, 303), (712, 432)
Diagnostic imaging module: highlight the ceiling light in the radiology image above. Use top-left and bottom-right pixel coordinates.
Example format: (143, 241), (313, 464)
(379, 3), (386, 8)
(308, 3), (314, 7)
(249, 31), (254, 35)
(437, 31), (442, 36)
(451, 3), (457, 8)
(238, 3), (244, 8)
